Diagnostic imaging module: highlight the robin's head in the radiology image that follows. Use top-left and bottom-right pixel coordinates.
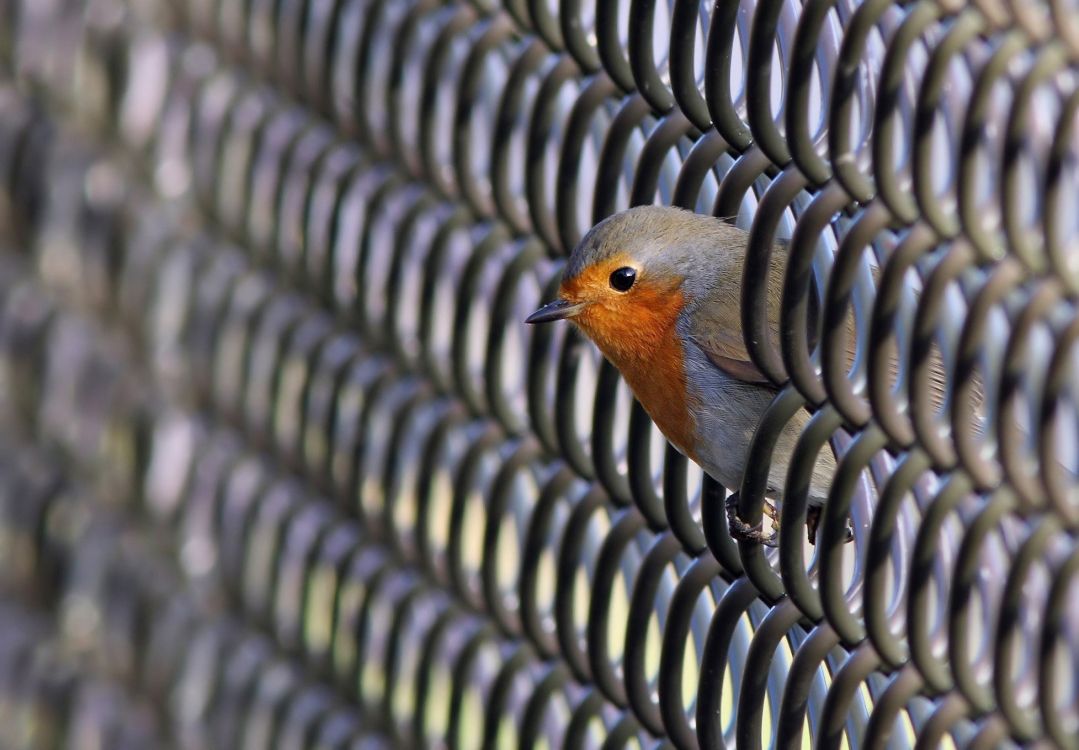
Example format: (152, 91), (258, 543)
(526, 206), (747, 361)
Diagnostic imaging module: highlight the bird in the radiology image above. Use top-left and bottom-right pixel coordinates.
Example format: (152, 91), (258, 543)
(526, 205), (896, 545)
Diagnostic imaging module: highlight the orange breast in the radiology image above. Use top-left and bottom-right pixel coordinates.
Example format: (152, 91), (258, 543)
(618, 327), (698, 461)
(572, 285), (699, 461)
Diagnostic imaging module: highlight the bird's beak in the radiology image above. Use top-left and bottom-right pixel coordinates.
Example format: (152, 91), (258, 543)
(525, 298), (587, 324)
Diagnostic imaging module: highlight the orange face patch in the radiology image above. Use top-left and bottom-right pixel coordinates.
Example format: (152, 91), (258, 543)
(558, 260), (698, 459)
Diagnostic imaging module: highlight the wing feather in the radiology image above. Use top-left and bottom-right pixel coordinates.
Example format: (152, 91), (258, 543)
(684, 235), (982, 421)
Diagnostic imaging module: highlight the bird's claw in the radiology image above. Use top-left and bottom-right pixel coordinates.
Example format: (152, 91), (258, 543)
(805, 505), (855, 545)
(761, 500), (778, 521)
(725, 493), (779, 548)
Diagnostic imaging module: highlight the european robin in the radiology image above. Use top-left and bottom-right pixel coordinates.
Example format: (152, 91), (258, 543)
(527, 206), (874, 545)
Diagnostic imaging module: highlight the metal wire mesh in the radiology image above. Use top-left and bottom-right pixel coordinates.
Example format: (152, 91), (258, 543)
(0, 0), (1077, 747)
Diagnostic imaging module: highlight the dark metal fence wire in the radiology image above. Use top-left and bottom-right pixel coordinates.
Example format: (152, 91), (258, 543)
(0, 0), (1077, 747)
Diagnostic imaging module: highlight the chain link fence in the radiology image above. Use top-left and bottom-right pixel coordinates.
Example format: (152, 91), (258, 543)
(0, 0), (1077, 747)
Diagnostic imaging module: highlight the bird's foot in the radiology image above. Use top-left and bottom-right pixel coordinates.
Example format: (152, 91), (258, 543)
(761, 500), (778, 522)
(805, 506), (855, 545)
(725, 493), (779, 547)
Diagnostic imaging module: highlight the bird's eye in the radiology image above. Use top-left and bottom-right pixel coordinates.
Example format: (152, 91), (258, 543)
(609, 266), (636, 292)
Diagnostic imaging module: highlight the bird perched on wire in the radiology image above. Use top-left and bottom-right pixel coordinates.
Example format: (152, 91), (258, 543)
(526, 205), (867, 545)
